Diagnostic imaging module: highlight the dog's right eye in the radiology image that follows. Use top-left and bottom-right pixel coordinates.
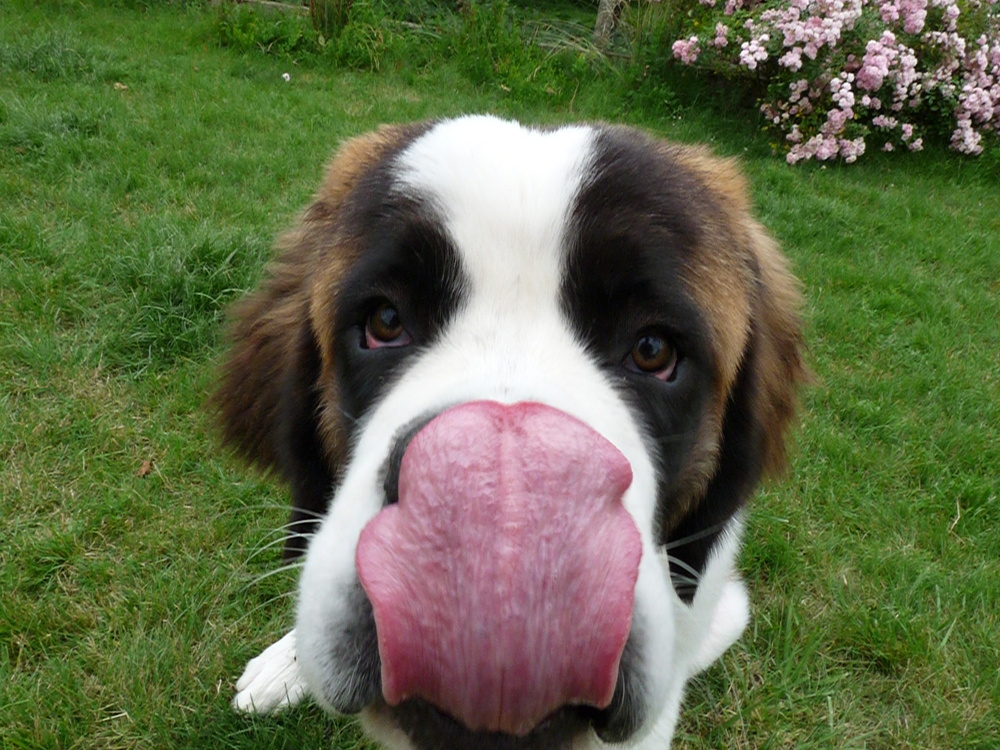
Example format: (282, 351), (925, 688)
(624, 331), (678, 381)
(364, 302), (412, 349)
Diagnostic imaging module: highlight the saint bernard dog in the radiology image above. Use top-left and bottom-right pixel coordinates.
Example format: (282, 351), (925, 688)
(216, 115), (806, 749)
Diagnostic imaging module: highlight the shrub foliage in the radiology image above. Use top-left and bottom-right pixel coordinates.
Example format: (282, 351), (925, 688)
(665, 0), (1000, 162)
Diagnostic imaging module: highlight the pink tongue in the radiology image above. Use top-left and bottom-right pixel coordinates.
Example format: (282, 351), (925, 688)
(355, 401), (641, 736)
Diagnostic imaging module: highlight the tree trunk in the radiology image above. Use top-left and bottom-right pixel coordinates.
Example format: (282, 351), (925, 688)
(594, 0), (628, 48)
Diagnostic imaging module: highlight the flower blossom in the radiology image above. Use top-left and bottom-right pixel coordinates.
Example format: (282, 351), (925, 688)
(712, 23), (731, 48)
(739, 33), (770, 69)
(672, 36), (701, 64)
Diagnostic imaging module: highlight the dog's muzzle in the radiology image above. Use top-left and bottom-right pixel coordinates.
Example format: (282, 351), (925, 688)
(356, 400), (643, 737)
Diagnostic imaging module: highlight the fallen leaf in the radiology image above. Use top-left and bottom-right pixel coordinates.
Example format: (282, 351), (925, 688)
(137, 459), (153, 478)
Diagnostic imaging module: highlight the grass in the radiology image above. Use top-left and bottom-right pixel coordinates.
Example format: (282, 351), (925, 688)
(1, 1), (997, 748)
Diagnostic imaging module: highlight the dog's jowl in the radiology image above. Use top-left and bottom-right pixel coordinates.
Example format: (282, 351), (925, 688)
(216, 115), (806, 750)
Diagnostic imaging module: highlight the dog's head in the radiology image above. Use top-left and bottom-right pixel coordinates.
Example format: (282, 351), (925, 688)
(217, 116), (805, 749)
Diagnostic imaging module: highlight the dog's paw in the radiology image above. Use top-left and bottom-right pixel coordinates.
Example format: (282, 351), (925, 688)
(690, 579), (750, 674)
(233, 629), (307, 714)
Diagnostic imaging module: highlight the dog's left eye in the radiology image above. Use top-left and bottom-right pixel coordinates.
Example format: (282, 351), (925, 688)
(625, 332), (678, 381)
(364, 302), (412, 349)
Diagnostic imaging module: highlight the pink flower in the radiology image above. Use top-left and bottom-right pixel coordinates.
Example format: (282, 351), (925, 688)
(858, 36), (893, 91)
(900, 0), (928, 33)
(815, 134), (840, 159)
(672, 36), (701, 64)
(830, 74), (857, 108)
(840, 136), (866, 162)
(880, 0), (901, 24)
(951, 118), (983, 154)
(712, 23), (731, 48)
(780, 46), (804, 69)
(739, 34), (770, 69)
(825, 106), (851, 131)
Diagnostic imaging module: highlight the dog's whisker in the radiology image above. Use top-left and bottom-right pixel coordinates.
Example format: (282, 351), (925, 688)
(662, 520), (730, 551)
(670, 581), (702, 597)
(336, 404), (363, 426)
(226, 590), (299, 631)
(237, 535), (300, 570)
(665, 554), (704, 584)
(231, 519), (329, 567)
(212, 504), (329, 531)
(247, 518), (327, 544)
(240, 562), (305, 592)
(669, 573), (702, 589)
(228, 503), (328, 520)
(221, 531), (305, 595)
(669, 573), (701, 587)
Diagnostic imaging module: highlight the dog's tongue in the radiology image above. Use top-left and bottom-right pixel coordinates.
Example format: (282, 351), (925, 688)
(356, 401), (641, 736)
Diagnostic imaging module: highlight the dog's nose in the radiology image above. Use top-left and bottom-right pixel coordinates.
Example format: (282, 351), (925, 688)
(357, 400), (642, 736)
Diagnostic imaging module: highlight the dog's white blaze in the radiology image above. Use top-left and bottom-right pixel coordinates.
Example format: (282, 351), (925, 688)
(396, 115), (590, 305)
(394, 118), (596, 419)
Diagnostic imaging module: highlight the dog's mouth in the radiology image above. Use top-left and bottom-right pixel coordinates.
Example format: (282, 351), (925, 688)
(371, 634), (647, 750)
(351, 400), (645, 742)
(385, 699), (589, 750)
(315, 582), (648, 749)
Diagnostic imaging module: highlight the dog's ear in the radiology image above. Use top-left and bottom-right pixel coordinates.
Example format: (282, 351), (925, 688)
(213, 211), (337, 558)
(213, 125), (422, 555)
(696, 154), (807, 479)
(741, 222), (808, 478)
(660, 151), (807, 593)
(675, 149), (807, 481)
(214, 232), (322, 476)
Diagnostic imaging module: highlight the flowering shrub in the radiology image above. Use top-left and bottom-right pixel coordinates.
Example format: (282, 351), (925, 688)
(666, 0), (1000, 162)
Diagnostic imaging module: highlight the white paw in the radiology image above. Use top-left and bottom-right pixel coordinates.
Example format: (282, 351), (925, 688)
(233, 629), (307, 714)
(690, 579), (750, 674)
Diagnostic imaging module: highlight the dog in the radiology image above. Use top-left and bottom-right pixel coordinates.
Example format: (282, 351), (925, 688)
(215, 115), (806, 749)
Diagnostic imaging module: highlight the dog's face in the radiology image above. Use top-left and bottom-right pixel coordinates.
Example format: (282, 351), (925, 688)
(217, 116), (805, 749)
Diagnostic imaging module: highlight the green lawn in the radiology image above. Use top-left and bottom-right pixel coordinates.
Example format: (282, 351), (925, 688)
(1, 2), (998, 749)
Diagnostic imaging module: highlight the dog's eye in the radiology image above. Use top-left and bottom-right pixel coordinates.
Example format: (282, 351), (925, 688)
(625, 332), (678, 380)
(364, 302), (411, 349)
